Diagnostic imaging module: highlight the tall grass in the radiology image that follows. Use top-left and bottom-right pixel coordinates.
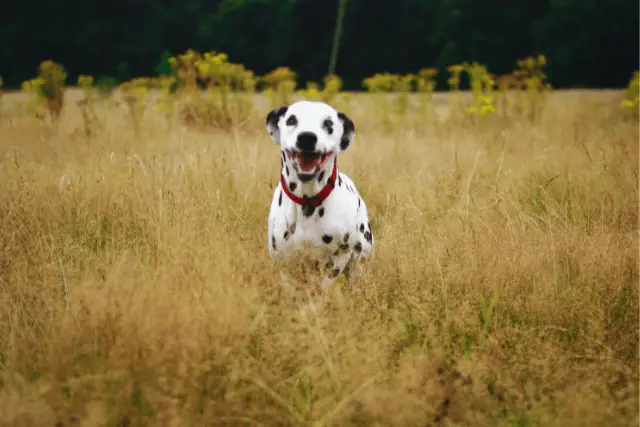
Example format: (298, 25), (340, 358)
(0, 87), (637, 426)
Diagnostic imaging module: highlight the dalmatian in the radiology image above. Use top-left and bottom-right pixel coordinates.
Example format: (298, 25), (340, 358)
(265, 100), (374, 290)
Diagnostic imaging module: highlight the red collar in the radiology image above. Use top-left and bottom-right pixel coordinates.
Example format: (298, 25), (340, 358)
(280, 162), (337, 209)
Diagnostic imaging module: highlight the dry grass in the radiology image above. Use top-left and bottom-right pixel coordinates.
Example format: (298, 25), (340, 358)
(0, 90), (638, 427)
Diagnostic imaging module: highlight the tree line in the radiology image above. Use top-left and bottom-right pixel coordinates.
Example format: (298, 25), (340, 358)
(1, 0), (638, 91)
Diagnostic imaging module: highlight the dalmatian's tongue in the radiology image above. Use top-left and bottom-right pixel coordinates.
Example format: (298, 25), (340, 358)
(298, 155), (321, 172)
(296, 152), (329, 173)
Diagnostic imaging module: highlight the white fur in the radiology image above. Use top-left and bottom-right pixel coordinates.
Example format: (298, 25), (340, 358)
(265, 101), (374, 289)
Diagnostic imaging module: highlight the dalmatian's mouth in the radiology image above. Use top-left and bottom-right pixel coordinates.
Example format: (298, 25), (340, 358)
(286, 150), (333, 174)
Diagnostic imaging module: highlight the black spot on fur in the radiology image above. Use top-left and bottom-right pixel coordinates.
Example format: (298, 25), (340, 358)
(286, 166), (290, 176)
(338, 243), (349, 253)
(289, 223), (296, 235)
(359, 224), (365, 233)
(338, 176), (342, 186)
(322, 235), (333, 244)
(358, 198), (361, 208)
(338, 112), (354, 151)
(364, 231), (372, 243)
(267, 106), (288, 129)
(278, 191), (282, 206)
(318, 207), (325, 217)
(302, 201), (316, 217)
(289, 182), (297, 191)
(271, 236), (276, 250)
(329, 267), (341, 278)
(286, 115), (298, 126)
(283, 230), (290, 240)
(325, 259), (334, 270)
(323, 118), (334, 135)
(354, 241), (363, 253)
(318, 171), (325, 182)
(343, 233), (350, 243)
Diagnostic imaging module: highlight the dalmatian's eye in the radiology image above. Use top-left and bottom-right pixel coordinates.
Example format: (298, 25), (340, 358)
(322, 118), (334, 135)
(286, 115), (298, 126)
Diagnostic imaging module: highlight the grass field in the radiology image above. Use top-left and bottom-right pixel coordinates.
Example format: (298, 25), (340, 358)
(0, 89), (638, 427)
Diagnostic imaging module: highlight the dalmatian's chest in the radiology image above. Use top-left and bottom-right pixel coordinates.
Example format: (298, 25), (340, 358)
(268, 172), (369, 259)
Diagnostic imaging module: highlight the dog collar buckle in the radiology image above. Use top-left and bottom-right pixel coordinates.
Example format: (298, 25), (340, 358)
(304, 195), (323, 208)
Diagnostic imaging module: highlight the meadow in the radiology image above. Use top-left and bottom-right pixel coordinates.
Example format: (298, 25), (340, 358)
(0, 54), (638, 426)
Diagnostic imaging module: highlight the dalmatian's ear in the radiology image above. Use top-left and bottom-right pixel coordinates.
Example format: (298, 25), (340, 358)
(266, 106), (288, 144)
(337, 112), (355, 152)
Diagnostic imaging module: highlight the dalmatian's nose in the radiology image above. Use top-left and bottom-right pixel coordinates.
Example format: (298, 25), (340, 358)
(296, 132), (318, 152)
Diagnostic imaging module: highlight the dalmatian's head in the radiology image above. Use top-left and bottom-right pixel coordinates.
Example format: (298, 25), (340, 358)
(266, 101), (355, 182)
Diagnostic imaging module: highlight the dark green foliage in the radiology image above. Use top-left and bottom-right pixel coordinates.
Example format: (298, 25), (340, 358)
(0, 0), (637, 89)
(155, 50), (174, 77)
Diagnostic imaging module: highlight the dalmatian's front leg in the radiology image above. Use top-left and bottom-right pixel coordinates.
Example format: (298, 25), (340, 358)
(321, 250), (354, 290)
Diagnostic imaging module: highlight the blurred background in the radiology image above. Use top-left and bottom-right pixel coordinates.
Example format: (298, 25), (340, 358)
(1, 0), (638, 91)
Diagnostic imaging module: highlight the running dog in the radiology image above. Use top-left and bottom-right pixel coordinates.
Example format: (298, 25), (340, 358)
(265, 100), (374, 289)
